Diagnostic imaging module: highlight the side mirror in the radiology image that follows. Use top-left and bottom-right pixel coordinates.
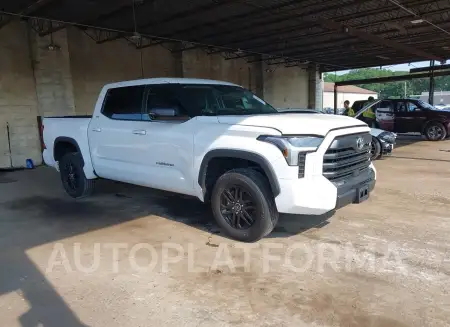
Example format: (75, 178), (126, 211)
(149, 107), (178, 117)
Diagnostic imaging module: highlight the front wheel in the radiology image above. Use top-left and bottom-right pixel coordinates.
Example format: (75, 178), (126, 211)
(59, 152), (95, 198)
(425, 122), (447, 141)
(210, 168), (278, 242)
(370, 137), (382, 160)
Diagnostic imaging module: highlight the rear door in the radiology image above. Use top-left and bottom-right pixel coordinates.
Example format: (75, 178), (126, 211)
(376, 100), (395, 131)
(88, 85), (146, 183)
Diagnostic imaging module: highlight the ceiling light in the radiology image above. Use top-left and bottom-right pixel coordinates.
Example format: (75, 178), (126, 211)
(376, 55), (390, 60)
(443, 46), (449, 50)
(411, 19), (424, 24)
(46, 43), (61, 51)
(129, 32), (141, 41)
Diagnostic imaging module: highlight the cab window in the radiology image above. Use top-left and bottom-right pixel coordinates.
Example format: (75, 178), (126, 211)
(396, 102), (407, 113)
(407, 101), (419, 112)
(102, 86), (145, 120)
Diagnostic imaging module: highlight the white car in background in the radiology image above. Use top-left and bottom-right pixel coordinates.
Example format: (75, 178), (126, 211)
(278, 108), (396, 160)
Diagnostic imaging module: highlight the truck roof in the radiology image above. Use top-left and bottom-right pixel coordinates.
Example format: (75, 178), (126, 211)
(103, 78), (240, 89)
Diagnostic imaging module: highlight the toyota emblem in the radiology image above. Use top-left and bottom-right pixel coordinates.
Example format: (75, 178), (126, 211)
(356, 137), (365, 151)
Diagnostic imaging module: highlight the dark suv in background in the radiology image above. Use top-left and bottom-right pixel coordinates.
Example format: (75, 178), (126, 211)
(353, 99), (450, 141)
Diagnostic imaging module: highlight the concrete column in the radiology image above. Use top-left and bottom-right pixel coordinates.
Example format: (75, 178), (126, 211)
(251, 56), (264, 98)
(29, 28), (76, 117)
(263, 63), (309, 108)
(308, 64), (323, 110)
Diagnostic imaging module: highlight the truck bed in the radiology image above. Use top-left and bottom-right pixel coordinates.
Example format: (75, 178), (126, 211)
(42, 116), (92, 173)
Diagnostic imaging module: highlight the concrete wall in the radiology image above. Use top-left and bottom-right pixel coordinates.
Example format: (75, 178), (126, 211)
(182, 49), (257, 91)
(0, 22), (41, 168)
(68, 27), (181, 115)
(0, 23), (313, 168)
(30, 29), (76, 117)
(263, 64), (309, 109)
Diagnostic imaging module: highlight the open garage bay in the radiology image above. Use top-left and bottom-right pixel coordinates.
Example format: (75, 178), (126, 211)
(1, 137), (449, 327)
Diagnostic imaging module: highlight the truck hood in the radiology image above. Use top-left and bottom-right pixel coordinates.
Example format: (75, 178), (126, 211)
(217, 113), (365, 136)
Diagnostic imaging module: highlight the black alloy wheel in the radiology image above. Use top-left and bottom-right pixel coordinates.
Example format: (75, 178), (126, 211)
(220, 186), (256, 230)
(59, 152), (95, 198)
(63, 161), (79, 191)
(210, 168), (278, 242)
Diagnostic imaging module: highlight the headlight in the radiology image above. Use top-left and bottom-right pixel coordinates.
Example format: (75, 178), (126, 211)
(378, 131), (397, 144)
(257, 135), (324, 165)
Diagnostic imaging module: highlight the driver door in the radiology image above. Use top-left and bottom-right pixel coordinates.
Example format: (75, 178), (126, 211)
(139, 85), (195, 195)
(395, 101), (426, 133)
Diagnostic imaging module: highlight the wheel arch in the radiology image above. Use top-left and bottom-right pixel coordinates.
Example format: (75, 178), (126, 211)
(198, 149), (281, 198)
(421, 119), (447, 134)
(54, 137), (84, 166)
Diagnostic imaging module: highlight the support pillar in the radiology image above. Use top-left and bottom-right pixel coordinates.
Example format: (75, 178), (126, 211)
(308, 64), (323, 110)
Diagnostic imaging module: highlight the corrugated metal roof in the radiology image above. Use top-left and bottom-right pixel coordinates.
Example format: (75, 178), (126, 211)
(0, 0), (449, 71)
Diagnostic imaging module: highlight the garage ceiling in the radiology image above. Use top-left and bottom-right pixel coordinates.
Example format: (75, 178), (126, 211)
(1, 0), (450, 71)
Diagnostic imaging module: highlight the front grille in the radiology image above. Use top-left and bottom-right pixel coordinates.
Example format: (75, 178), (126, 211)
(323, 133), (371, 181)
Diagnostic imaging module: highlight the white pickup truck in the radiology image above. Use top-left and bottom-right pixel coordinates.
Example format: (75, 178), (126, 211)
(42, 78), (376, 242)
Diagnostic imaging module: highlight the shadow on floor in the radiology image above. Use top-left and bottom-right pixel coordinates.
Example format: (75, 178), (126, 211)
(268, 211), (334, 238)
(0, 168), (333, 326)
(392, 134), (425, 149)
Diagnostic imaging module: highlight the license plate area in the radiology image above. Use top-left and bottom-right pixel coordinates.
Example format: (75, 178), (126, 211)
(356, 184), (369, 203)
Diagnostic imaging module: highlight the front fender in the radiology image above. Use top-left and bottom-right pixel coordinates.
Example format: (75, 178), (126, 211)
(198, 149), (281, 198)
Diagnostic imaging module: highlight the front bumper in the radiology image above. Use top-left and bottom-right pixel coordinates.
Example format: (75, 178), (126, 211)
(335, 168), (376, 210)
(380, 139), (394, 156)
(275, 165), (376, 215)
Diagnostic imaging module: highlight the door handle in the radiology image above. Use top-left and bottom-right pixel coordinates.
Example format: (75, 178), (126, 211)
(92, 128), (102, 132)
(132, 130), (147, 135)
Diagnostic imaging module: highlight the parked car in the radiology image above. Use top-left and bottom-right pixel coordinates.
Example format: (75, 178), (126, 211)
(278, 108), (396, 160)
(369, 127), (396, 160)
(352, 98), (450, 141)
(42, 78), (376, 242)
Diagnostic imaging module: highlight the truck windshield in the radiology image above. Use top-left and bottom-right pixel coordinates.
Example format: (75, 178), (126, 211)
(178, 84), (278, 116)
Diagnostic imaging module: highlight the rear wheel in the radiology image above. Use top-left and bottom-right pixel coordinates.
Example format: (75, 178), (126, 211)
(370, 137), (382, 160)
(425, 122), (447, 141)
(211, 168), (278, 242)
(59, 152), (94, 198)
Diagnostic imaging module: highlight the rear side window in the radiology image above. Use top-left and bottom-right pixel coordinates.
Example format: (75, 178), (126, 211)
(379, 101), (393, 111)
(102, 86), (145, 120)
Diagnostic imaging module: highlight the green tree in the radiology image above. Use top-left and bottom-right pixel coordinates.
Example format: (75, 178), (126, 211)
(324, 68), (450, 99)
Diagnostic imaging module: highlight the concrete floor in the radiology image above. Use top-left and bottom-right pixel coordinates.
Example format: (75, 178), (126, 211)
(0, 135), (449, 327)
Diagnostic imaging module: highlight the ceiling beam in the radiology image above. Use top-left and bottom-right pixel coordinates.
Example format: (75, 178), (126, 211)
(410, 64), (450, 73)
(0, 0), (57, 29)
(316, 18), (445, 62)
(335, 70), (450, 86)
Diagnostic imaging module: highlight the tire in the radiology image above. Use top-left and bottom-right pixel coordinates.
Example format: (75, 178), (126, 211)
(59, 152), (94, 198)
(210, 168), (278, 242)
(425, 122), (447, 141)
(370, 137), (382, 161)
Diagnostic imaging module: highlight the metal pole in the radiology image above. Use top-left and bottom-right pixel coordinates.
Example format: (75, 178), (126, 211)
(428, 60), (435, 105)
(334, 83), (338, 115)
(6, 122), (13, 168)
